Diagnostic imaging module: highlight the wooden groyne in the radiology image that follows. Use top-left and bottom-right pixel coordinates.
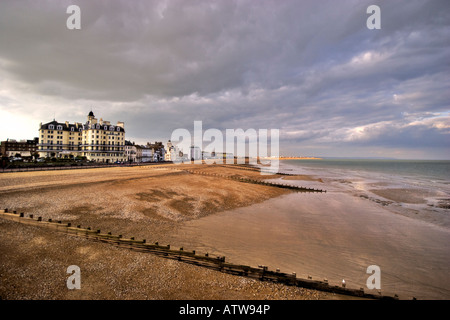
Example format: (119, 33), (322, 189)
(139, 163), (326, 192)
(173, 168), (326, 193)
(0, 209), (398, 300)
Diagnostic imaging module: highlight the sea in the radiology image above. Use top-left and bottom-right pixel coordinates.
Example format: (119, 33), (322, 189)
(174, 159), (450, 300)
(279, 159), (450, 217)
(281, 158), (450, 189)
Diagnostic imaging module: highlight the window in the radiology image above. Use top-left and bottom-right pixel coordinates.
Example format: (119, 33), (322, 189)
(110, 126), (114, 131)
(104, 126), (107, 130)
(57, 125), (63, 130)
(49, 125), (54, 130)
(116, 127), (120, 131)
(71, 127), (74, 132)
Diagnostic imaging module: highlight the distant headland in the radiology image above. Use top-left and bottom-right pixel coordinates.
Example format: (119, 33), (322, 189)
(278, 157), (322, 160)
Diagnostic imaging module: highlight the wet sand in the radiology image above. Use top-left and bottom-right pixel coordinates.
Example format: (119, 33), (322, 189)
(174, 185), (450, 300)
(369, 188), (434, 204)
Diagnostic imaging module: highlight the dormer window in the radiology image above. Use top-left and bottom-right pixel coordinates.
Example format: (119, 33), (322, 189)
(57, 125), (63, 130)
(49, 125), (54, 130)
(104, 126), (108, 131)
(116, 127), (120, 131)
(70, 127), (74, 132)
(110, 126), (114, 131)
(96, 124), (100, 129)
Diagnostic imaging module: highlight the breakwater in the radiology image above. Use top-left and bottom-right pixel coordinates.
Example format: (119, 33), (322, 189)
(169, 166), (326, 193)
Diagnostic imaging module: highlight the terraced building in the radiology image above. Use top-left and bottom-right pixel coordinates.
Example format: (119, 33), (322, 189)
(38, 111), (126, 163)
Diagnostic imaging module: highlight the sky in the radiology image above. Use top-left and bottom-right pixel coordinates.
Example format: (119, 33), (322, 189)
(0, 0), (449, 159)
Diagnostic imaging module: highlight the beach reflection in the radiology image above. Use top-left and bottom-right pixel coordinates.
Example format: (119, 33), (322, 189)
(175, 191), (450, 300)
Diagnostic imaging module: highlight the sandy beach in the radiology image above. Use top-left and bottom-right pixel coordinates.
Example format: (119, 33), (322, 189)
(2, 163), (447, 300)
(0, 164), (336, 300)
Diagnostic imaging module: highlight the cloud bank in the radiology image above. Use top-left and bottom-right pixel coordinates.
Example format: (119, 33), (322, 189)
(0, 0), (449, 159)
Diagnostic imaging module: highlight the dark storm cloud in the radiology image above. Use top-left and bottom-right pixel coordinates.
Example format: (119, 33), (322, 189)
(0, 0), (449, 158)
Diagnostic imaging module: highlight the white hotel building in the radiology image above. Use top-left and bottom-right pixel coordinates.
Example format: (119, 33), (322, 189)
(38, 111), (126, 163)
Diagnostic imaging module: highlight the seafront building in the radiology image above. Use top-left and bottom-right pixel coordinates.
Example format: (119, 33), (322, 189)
(124, 140), (137, 163)
(141, 146), (153, 162)
(165, 140), (174, 161)
(37, 111), (126, 163)
(165, 140), (188, 162)
(0, 138), (39, 158)
(124, 140), (168, 163)
(147, 141), (166, 162)
(190, 146), (202, 160)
